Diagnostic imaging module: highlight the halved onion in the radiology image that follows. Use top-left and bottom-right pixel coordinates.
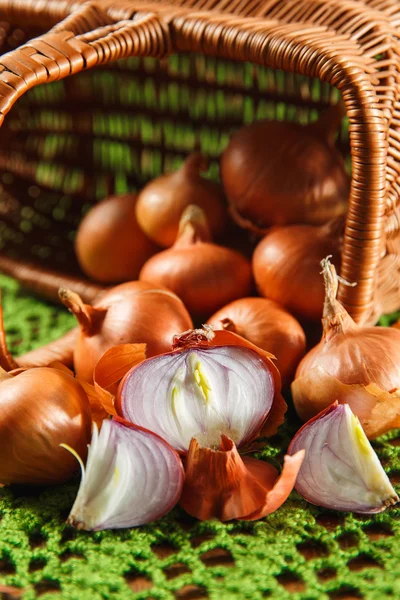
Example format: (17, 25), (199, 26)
(117, 343), (274, 452)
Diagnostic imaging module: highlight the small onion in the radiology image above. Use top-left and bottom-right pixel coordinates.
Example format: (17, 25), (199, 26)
(0, 367), (92, 485)
(253, 220), (342, 320)
(288, 402), (398, 513)
(59, 281), (193, 382)
(207, 297), (306, 384)
(139, 205), (253, 318)
(105, 327), (301, 521)
(221, 103), (349, 231)
(135, 152), (226, 248)
(64, 418), (184, 530)
(75, 194), (157, 283)
(292, 258), (400, 438)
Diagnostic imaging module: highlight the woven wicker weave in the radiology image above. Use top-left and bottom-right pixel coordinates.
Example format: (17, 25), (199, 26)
(0, 0), (399, 323)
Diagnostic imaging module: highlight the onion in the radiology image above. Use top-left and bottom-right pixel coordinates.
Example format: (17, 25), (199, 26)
(252, 220), (342, 320)
(288, 403), (398, 513)
(59, 281), (193, 382)
(207, 297), (306, 384)
(64, 417), (184, 530)
(220, 103), (349, 231)
(0, 366), (91, 485)
(139, 206), (252, 318)
(0, 305), (92, 485)
(135, 152), (226, 248)
(292, 258), (400, 438)
(105, 326), (302, 521)
(75, 194), (157, 283)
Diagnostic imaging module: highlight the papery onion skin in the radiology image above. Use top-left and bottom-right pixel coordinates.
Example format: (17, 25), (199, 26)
(66, 417), (184, 531)
(116, 328), (286, 451)
(253, 222), (341, 320)
(139, 206), (252, 318)
(180, 435), (304, 521)
(220, 106), (349, 230)
(135, 153), (226, 248)
(207, 297), (306, 384)
(75, 194), (157, 283)
(288, 402), (398, 513)
(292, 258), (400, 431)
(60, 281), (193, 383)
(0, 368), (92, 485)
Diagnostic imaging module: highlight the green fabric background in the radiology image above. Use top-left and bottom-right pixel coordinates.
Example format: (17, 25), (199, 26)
(0, 273), (399, 600)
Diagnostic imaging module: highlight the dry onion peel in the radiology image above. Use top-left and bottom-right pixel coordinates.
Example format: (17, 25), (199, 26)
(292, 257), (400, 438)
(288, 402), (398, 513)
(180, 435), (304, 521)
(63, 417), (184, 531)
(93, 343), (147, 415)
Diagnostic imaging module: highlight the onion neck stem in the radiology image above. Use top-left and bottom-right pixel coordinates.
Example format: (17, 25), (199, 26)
(321, 258), (357, 340)
(59, 288), (106, 336)
(221, 318), (237, 333)
(175, 205), (211, 246)
(182, 152), (208, 178)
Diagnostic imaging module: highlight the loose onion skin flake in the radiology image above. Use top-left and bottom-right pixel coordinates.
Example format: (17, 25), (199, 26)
(221, 103), (349, 232)
(94, 327), (302, 522)
(64, 417), (184, 531)
(288, 402), (398, 514)
(180, 435), (304, 522)
(292, 258), (400, 438)
(207, 297), (306, 384)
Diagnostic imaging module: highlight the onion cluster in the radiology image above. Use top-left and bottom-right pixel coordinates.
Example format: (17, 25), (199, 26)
(6, 99), (399, 530)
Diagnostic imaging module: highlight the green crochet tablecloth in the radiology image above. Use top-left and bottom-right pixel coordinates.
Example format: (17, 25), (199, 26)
(1, 273), (400, 600)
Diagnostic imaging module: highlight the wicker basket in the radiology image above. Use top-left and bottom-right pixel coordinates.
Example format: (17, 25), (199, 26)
(0, 0), (399, 323)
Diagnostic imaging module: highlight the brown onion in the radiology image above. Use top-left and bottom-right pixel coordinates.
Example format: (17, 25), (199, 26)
(75, 194), (157, 283)
(0, 304), (91, 484)
(139, 206), (253, 318)
(252, 220), (342, 320)
(207, 297), (306, 384)
(59, 281), (193, 382)
(221, 103), (349, 231)
(135, 152), (226, 247)
(292, 258), (400, 439)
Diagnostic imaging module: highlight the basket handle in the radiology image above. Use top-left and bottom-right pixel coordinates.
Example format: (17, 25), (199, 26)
(0, 1), (171, 125)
